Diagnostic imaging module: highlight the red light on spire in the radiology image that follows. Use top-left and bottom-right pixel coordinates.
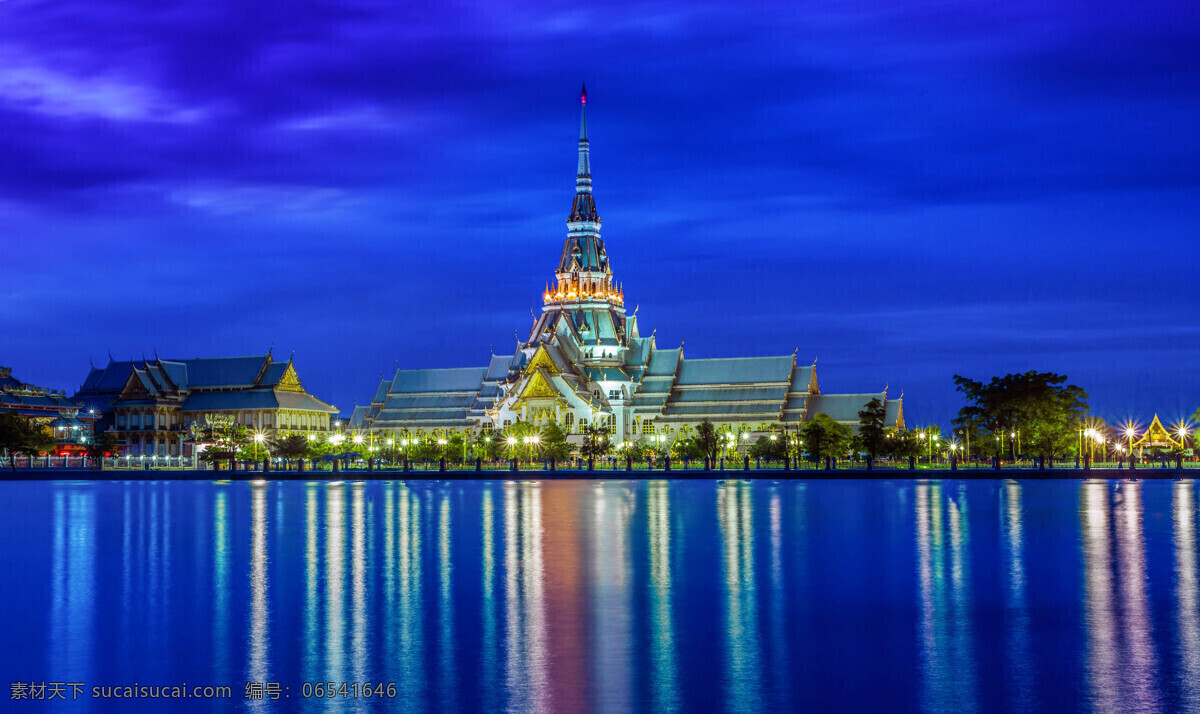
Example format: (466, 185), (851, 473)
(581, 82), (587, 104)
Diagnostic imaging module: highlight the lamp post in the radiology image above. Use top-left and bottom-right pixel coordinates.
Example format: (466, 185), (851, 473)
(1125, 427), (1136, 461)
(253, 432), (264, 461)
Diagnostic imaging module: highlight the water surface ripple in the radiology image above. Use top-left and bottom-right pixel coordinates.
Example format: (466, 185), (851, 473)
(3, 478), (1199, 712)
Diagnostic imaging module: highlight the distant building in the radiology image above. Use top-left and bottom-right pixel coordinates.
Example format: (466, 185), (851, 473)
(73, 352), (337, 456)
(0, 366), (102, 453)
(1131, 414), (1183, 452)
(350, 89), (904, 445)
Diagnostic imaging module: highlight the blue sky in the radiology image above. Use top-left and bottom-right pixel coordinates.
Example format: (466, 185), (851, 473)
(2, 0), (1198, 427)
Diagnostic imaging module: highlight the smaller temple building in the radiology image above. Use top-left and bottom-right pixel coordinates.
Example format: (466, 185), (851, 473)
(1, 366), (97, 454)
(73, 351), (338, 456)
(1131, 414), (1185, 452)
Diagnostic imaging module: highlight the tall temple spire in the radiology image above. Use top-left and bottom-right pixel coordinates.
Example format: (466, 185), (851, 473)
(569, 83), (598, 223)
(578, 83), (590, 180)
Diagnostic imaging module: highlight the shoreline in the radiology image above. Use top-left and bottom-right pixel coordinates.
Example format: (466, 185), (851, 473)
(2, 467), (1194, 481)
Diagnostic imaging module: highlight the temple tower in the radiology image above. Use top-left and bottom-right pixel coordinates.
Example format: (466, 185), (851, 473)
(529, 85), (628, 362)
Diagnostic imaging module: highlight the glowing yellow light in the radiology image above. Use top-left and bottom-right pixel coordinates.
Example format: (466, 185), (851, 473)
(437, 439), (447, 445)
(507, 437), (517, 446)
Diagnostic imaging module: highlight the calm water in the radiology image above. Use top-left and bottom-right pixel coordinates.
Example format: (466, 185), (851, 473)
(2, 478), (1199, 712)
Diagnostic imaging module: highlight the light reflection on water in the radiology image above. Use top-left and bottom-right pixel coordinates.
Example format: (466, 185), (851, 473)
(1175, 481), (1200, 711)
(915, 481), (979, 713)
(1004, 480), (1036, 710)
(648, 480), (679, 713)
(12, 478), (1200, 712)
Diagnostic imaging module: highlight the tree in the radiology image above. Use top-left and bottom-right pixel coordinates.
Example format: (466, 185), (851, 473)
(953, 371), (1088, 458)
(748, 435), (787, 460)
(83, 432), (121, 465)
(410, 437), (441, 461)
(505, 421), (542, 460)
(801, 413), (852, 463)
(694, 420), (721, 461)
(857, 398), (888, 459)
(190, 414), (250, 467)
(540, 422), (573, 461)
(671, 437), (704, 460)
(579, 424), (610, 459)
(473, 428), (505, 461)
(0, 413), (56, 471)
(444, 433), (467, 461)
(268, 434), (311, 466)
(886, 428), (923, 459)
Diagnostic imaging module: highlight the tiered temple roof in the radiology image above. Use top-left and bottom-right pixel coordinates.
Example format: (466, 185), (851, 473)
(75, 353), (336, 416)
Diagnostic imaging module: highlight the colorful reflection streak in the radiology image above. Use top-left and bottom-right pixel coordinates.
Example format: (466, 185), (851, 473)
(718, 480), (761, 711)
(1003, 480), (1035, 710)
(647, 481), (680, 712)
(1175, 481), (1200, 710)
(49, 486), (94, 703)
(914, 481), (978, 713)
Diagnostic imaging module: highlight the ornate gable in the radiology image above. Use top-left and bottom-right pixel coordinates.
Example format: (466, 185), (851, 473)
(119, 370), (149, 399)
(525, 345), (561, 376)
(278, 363), (304, 392)
(520, 370), (561, 399)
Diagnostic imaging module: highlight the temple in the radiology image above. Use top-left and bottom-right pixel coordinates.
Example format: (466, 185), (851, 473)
(1130, 414), (1183, 451)
(1, 366), (97, 454)
(351, 87), (903, 444)
(73, 351), (338, 456)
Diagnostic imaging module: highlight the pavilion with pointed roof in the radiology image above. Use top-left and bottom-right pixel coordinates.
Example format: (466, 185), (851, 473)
(351, 88), (904, 446)
(1131, 414), (1184, 451)
(73, 350), (337, 456)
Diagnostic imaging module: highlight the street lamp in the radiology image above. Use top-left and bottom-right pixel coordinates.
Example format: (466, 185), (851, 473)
(253, 432), (264, 461)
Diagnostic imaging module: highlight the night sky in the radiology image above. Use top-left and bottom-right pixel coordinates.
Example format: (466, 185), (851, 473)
(3, 0), (1199, 428)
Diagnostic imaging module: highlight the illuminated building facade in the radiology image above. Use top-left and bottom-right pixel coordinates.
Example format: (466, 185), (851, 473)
(351, 88), (904, 444)
(73, 351), (337, 456)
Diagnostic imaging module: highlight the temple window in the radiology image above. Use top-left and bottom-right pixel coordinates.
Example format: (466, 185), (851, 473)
(644, 422), (655, 435)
